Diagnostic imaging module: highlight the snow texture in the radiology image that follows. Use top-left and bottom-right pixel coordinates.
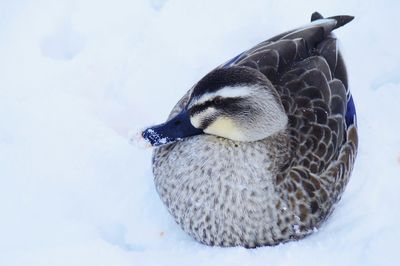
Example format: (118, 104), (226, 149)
(1, 1), (399, 265)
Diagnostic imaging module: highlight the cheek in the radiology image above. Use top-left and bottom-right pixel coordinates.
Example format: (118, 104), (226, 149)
(204, 117), (245, 141)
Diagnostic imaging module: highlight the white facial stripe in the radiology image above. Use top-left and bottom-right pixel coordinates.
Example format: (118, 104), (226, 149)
(190, 85), (252, 107)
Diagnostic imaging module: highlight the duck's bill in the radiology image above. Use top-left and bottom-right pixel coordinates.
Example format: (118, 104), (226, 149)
(142, 110), (203, 147)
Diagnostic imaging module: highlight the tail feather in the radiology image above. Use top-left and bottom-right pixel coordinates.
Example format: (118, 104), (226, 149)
(311, 12), (324, 21)
(329, 15), (355, 30)
(311, 11), (354, 30)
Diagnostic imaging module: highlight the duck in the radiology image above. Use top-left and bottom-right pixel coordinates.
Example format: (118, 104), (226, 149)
(142, 12), (358, 248)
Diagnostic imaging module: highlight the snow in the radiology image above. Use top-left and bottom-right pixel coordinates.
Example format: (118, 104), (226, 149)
(1, 0), (399, 265)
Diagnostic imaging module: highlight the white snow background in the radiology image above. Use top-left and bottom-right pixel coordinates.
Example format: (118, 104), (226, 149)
(1, 0), (399, 265)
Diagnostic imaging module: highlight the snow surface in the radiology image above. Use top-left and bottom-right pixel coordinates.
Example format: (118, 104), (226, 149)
(1, 0), (400, 265)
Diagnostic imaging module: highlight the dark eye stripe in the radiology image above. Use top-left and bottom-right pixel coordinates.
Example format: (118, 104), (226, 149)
(200, 117), (215, 129)
(189, 100), (215, 115)
(189, 97), (243, 115)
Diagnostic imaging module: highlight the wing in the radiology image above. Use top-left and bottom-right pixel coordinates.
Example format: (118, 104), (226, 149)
(275, 52), (358, 232)
(225, 14), (357, 236)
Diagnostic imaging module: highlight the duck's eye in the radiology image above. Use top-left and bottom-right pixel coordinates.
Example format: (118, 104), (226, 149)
(213, 97), (223, 105)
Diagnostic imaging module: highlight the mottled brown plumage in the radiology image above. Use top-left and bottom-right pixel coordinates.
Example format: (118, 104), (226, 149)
(148, 12), (358, 247)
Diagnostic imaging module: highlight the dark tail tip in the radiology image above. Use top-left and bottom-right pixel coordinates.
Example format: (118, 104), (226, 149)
(329, 15), (355, 29)
(311, 12), (324, 21)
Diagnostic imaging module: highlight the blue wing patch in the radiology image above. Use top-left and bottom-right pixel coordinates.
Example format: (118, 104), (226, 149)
(345, 94), (356, 128)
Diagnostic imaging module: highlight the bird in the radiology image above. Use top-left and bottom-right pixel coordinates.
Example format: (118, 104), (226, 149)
(142, 12), (358, 248)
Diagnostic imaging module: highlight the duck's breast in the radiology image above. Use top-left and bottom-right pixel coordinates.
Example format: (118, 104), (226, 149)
(153, 132), (291, 247)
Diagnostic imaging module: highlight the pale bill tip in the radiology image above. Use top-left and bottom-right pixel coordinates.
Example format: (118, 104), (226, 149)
(129, 128), (153, 149)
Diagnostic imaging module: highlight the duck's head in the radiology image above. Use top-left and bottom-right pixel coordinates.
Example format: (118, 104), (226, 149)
(142, 66), (288, 146)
